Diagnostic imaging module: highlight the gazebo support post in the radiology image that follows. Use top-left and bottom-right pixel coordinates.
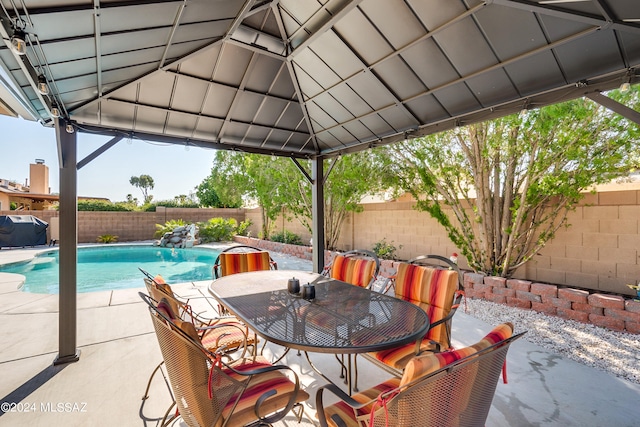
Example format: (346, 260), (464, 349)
(54, 118), (80, 365)
(311, 157), (325, 273)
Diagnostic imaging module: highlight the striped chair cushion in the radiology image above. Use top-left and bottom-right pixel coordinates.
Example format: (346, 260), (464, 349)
(323, 377), (401, 427)
(401, 322), (514, 386)
(219, 251), (273, 277)
(222, 356), (310, 426)
(330, 254), (376, 288)
(200, 320), (250, 352)
(395, 263), (459, 348)
(323, 324), (514, 427)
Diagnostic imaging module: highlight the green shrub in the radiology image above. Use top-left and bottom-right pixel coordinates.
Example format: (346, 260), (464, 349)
(236, 220), (252, 236)
(77, 200), (134, 211)
(155, 219), (187, 238)
(270, 230), (303, 246)
(197, 218), (238, 243)
(372, 238), (402, 260)
(143, 200), (200, 211)
(97, 234), (118, 243)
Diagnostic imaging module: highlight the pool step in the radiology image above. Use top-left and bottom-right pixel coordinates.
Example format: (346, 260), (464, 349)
(30, 257), (56, 270)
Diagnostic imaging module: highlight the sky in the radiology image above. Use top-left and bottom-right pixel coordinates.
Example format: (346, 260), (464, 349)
(0, 114), (218, 202)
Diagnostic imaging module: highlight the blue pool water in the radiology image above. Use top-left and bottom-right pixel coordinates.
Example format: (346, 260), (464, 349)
(1, 245), (220, 294)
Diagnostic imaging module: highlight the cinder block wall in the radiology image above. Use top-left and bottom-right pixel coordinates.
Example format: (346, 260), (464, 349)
(0, 207), (245, 244)
(255, 189), (640, 298)
(3, 187), (640, 296)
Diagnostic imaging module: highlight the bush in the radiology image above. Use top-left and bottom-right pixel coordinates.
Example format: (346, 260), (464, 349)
(197, 218), (238, 243)
(236, 220), (252, 236)
(143, 200), (201, 211)
(77, 200), (134, 211)
(270, 230), (303, 246)
(372, 238), (402, 260)
(97, 234), (118, 243)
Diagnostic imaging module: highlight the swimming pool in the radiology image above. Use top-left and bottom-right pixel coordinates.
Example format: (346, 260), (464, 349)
(0, 245), (221, 294)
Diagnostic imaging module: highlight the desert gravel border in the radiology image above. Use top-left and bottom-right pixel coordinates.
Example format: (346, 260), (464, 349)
(465, 298), (640, 384)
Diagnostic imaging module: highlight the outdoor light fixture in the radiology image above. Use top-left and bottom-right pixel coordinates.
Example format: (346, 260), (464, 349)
(620, 69), (633, 93)
(10, 28), (27, 55)
(66, 123), (74, 134)
(50, 103), (60, 118)
(37, 75), (49, 95)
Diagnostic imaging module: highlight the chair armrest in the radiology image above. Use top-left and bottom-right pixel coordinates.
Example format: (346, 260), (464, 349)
(316, 383), (372, 427)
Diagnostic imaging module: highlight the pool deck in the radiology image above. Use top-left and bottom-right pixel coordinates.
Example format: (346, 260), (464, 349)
(0, 243), (639, 426)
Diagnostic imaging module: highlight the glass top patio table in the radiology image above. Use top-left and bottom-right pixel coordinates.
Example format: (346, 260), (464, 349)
(208, 270), (430, 354)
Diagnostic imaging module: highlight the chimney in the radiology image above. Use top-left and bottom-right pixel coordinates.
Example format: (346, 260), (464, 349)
(29, 159), (49, 194)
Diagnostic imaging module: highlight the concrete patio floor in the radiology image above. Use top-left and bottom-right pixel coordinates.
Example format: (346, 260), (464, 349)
(1, 246), (639, 426)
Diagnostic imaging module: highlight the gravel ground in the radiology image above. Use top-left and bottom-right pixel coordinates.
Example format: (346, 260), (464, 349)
(464, 298), (640, 385)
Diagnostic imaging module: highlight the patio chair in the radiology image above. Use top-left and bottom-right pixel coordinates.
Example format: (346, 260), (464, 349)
(140, 292), (309, 427)
(364, 254), (464, 375)
(140, 274), (258, 422)
(321, 249), (381, 290)
(212, 245), (278, 279)
(317, 323), (523, 427)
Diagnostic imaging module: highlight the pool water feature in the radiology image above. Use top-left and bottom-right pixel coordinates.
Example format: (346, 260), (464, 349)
(0, 245), (220, 294)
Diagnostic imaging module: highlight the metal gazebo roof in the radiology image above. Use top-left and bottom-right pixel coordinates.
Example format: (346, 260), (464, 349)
(1, 0), (639, 159)
(1, 0), (639, 366)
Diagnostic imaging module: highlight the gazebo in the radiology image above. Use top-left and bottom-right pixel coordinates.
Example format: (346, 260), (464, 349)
(0, 0), (638, 365)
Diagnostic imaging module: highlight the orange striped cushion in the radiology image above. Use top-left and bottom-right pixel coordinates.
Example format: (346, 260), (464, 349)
(222, 356), (310, 425)
(400, 322), (514, 386)
(368, 336), (438, 370)
(200, 320), (251, 352)
(323, 377), (401, 427)
(395, 263), (458, 347)
(330, 254), (376, 288)
(219, 251), (272, 277)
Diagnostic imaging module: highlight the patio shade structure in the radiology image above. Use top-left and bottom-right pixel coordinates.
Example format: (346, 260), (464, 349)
(0, 0), (639, 365)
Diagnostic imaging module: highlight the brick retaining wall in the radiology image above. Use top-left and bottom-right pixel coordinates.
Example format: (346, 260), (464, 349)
(235, 236), (640, 335)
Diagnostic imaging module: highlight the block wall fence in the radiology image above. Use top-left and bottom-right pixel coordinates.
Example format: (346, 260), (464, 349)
(233, 235), (640, 335)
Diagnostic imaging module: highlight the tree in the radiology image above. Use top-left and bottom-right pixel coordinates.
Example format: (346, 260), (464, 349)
(280, 151), (385, 249)
(199, 150), (385, 247)
(200, 151), (283, 238)
(196, 173), (242, 208)
(378, 91), (639, 277)
(129, 174), (155, 203)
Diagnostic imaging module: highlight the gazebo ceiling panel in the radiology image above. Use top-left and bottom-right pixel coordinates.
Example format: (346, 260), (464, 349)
(374, 56), (428, 101)
(405, 95), (451, 124)
(293, 48), (344, 90)
(192, 116), (223, 140)
(346, 72), (397, 112)
(329, 85), (375, 119)
(553, 32), (627, 83)
(211, 44), (254, 87)
(408, 0), (474, 31)
(401, 40), (462, 89)
(307, 32), (364, 80)
(0, 0), (638, 158)
(433, 20), (500, 77)
(433, 83), (483, 117)
(170, 77), (209, 113)
(465, 69), (520, 107)
(230, 91), (264, 123)
(173, 46), (221, 80)
(201, 84), (239, 118)
(359, 0), (425, 49)
(504, 52), (567, 96)
(332, 10), (394, 65)
(474, 5), (548, 61)
(244, 56), (288, 95)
